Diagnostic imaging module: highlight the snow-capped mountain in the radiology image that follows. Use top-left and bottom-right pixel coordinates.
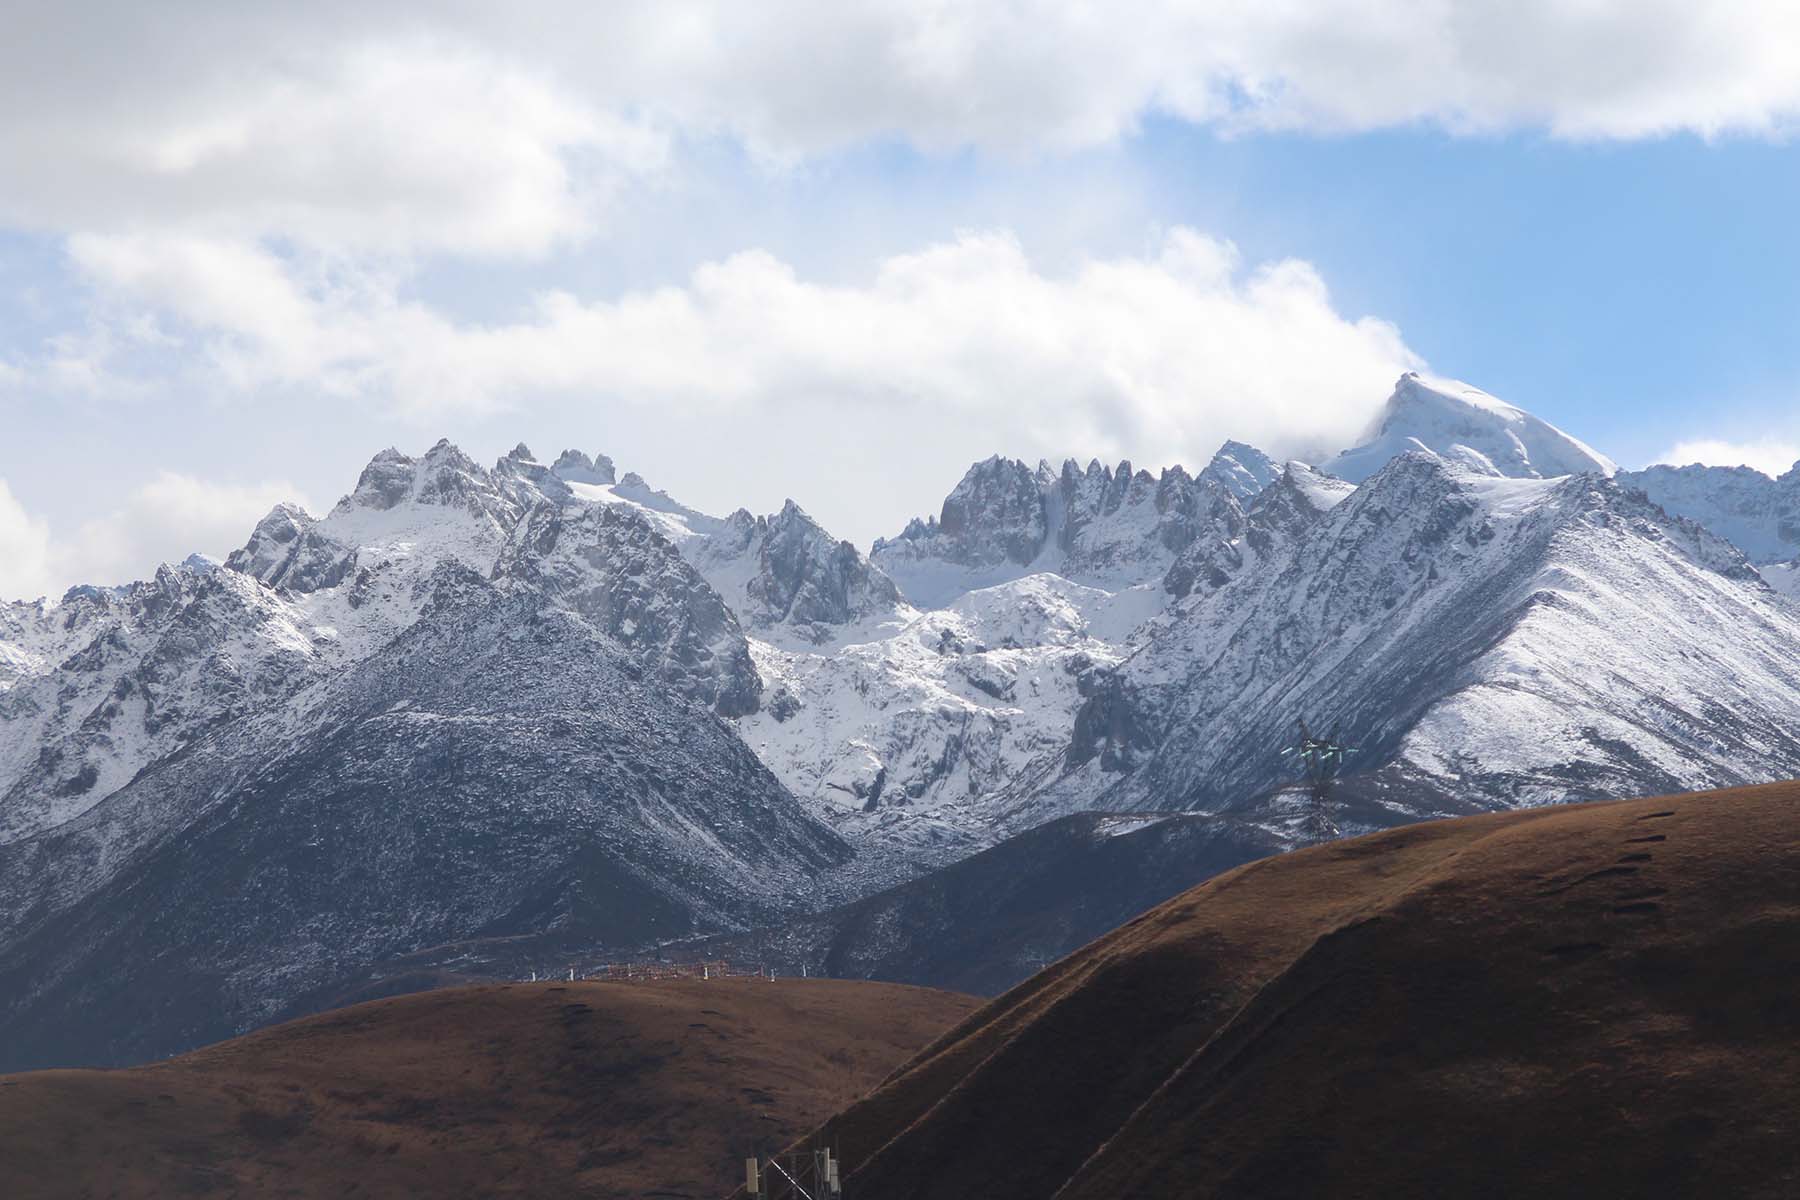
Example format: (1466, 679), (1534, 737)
(0, 440), (881, 1064)
(1325, 373), (1617, 483)
(685, 501), (908, 648)
(0, 562), (334, 843)
(871, 443), (1279, 607)
(0, 564), (846, 1069)
(1616, 459), (1800, 566)
(738, 572), (1165, 885)
(10, 365), (1800, 1067)
(1075, 452), (1800, 825)
(550, 448), (617, 485)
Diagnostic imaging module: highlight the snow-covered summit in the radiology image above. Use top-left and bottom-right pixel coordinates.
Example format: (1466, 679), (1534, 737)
(551, 448), (617, 485)
(334, 439), (517, 525)
(1200, 441), (1281, 501)
(685, 501), (907, 646)
(1324, 373), (1617, 484)
(492, 443), (573, 509)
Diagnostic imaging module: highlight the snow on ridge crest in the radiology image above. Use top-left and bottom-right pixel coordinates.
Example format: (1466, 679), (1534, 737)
(1079, 446), (1800, 824)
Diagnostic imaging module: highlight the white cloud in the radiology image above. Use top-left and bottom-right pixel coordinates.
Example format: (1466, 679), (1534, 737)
(4, 4), (1800, 258)
(37, 217), (1436, 549)
(0, 28), (661, 257)
(0, 473), (308, 602)
(0, 480), (56, 603)
(1658, 438), (1800, 479)
(69, 224), (1419, 454)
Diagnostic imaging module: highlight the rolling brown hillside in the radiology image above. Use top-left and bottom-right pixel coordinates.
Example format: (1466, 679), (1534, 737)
(0, 977), (977, 1199)
(768, 782), (1800, 1200)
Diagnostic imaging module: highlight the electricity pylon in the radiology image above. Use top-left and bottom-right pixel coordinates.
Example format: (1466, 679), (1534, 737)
(1280, 718), (1353, 838)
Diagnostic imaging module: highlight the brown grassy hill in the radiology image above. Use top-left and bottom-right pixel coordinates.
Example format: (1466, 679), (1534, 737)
(767, 782), (1800, 1200)
(0, 977), (977, 1199)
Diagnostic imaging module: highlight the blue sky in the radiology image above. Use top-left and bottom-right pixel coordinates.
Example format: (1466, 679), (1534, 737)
(1147, 125), (1800, 468)
(4, 3), (1800, 599)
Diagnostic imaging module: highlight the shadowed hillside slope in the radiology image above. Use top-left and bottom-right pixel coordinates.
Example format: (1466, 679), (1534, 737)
(768, 782), (1800, 1200)
(688, 811), (1284, 996)
(0, 978), (977, 1200)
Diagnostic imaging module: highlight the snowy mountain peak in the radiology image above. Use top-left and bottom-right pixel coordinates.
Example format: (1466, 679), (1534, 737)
(940, 457), (1046, 558)
(1200, 441), (1281, 501)
(1162, 460), (1351, 600)
(1083, 445), (1800, 824)
(685, 499), (905, 644)
(334, 438), (509, 521)
(225, 502), (351, 592)
(492, 443), (572, 509)
(552, 449), (617, 485)
(1324, 373), (1617, 484)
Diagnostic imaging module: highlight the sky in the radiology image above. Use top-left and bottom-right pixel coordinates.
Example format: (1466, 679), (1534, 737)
(5, 2), (1800, 601)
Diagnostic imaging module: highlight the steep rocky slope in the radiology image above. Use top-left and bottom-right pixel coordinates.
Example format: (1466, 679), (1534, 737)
(871, 443), (1276, 607)
(685, 500), (908, 647)
(1068, 452), (1800, 823)
(494, 500), (764, 716)
(0, 561), (330, 843)
(0, 566), (847, 1070)
(1618, 458), (1800, 565)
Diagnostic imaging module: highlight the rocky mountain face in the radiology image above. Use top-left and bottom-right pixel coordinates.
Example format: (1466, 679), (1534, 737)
(686, 501), (906, 645)
(0, 561), (333, 844)
(871, 443), (1279, 607)
(1616, 459), (1800, 565)
(0, 442), (876, 1067)
(738, 572), (1163, 889)
(550, 448), (617, 484)
(0, 566), (846, 1069)
(1048, 461), (1358, 799)
(1077, 453), (1800, 823)
(1163, 462), (1355, 600)
(495, 501), (763, 717)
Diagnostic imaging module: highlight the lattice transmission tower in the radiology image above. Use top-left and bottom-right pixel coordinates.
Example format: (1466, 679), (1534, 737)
(1280, 718), (1354, 839)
